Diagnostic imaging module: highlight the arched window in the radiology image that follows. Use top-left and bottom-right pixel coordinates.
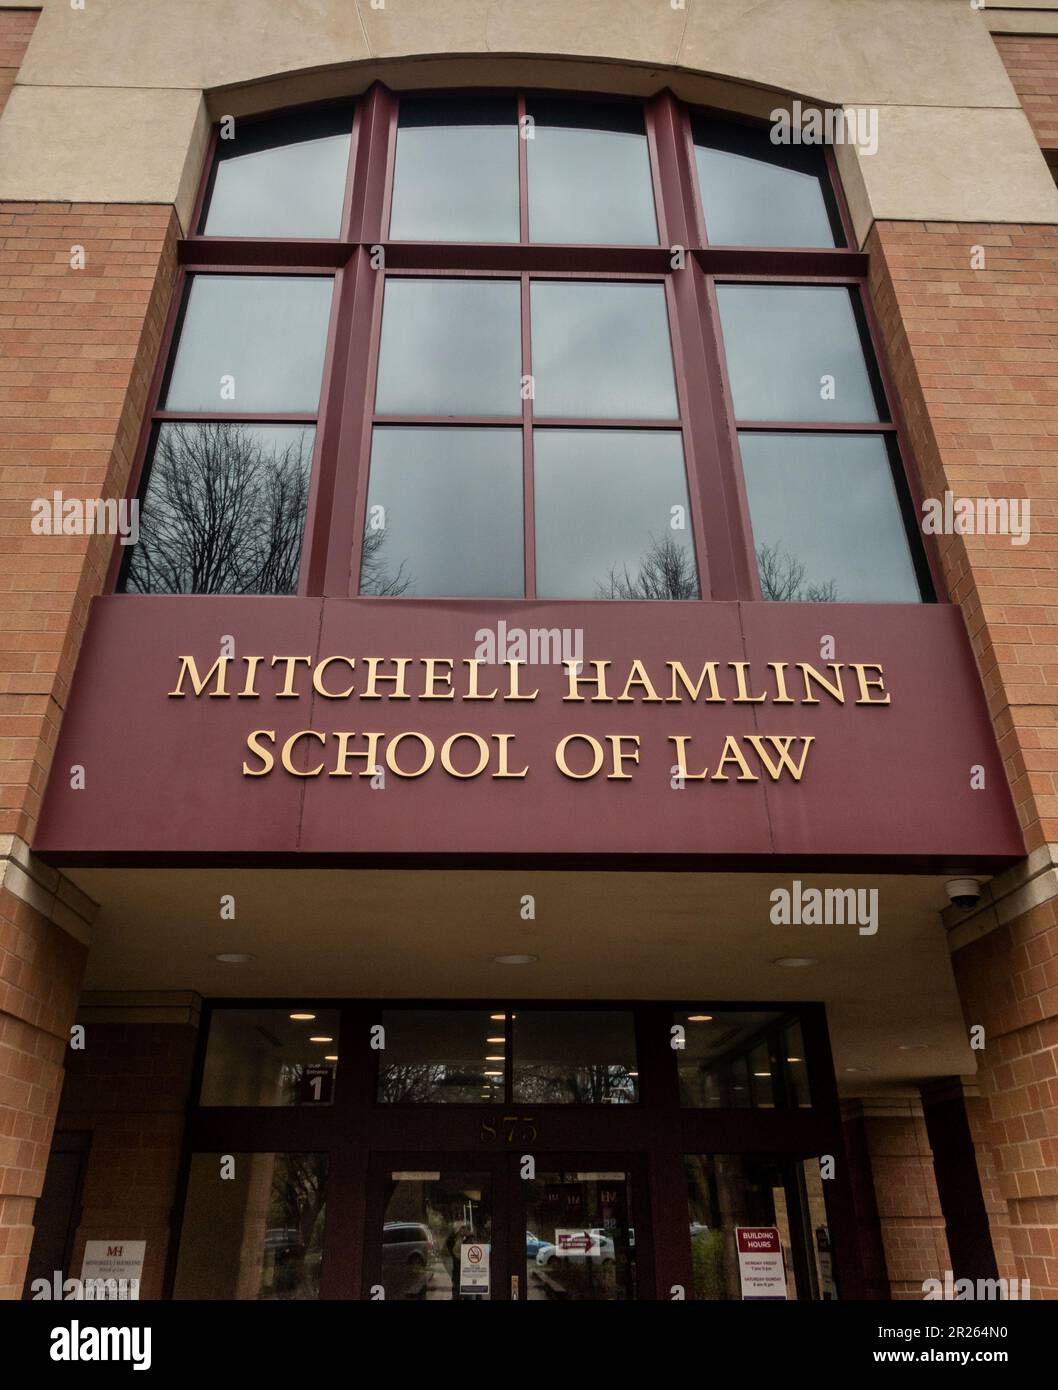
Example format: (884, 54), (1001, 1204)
(117, 87), (933, 605)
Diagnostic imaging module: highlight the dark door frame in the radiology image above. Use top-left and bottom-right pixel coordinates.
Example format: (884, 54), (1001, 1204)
(168, 998), (866, 1301)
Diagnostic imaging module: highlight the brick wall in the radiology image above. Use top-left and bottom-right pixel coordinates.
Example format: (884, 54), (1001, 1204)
(0, 884), (86, 1298)
(0, 203), (179, 1296)
(952, 905), (1058, 1297)
(57, 1019), (199, 1300)
(0, 8), (38, 118)
(868, 217), (1058, 1294)
(0, 203), (179, 843)
(868, 219), (1058, 853)
(842, 1102), (951, 1298)
(996, 35), (1058, 156)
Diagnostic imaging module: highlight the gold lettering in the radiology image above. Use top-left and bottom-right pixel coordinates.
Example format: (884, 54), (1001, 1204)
(555, 734), (605, 779)
(767, 662), (796, 704)
(463, 658), (499, 700)
(493, 733), (528, 779)
(797, 663), (845, 705)
(386, 732), (434, 777)
(744, 735), (814, 781)
(504, 660), (539, 701)
(668, 735), (709, 780)
(666, 661), (722, 703)
(440, 732), (490, 778)
(711, 736), (758, 781)
(238, 656), (263, 698)
(617, 660), (662, 703)
(564, 660), (611, 702)
(729, 662), (766, 703)
(422, 658), (455, 699)
(281, 729), (326, 777)
(312, 656), (356, 699)
(606, 734), (641, 779)
(169, 654), (229, 698)
(332, 731), (383, 777)
(850, 663), (890, 705)
(243, 729), (275, 775)
(361, 657), (411, 700)
(271, 655), (312, 698)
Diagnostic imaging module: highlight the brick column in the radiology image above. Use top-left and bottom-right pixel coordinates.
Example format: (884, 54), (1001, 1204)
(52, 993), (201, 1300)
(868, 204), (1058, 1297)
(842, 1098), (950, 1299)
(0, 201), (180, 1296)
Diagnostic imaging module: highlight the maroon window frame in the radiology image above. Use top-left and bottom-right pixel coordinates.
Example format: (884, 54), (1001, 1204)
(110, 85), (942, 605)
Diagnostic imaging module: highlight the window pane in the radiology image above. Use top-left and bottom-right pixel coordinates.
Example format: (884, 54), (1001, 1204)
(381, 1171), (493, 1300)
(785, 1022), (811, 1109)
(676, 1011), (787, 1108)
(378, 1010), (508, 1103)
(198, 1008), (339, 1106)
(513, 1011), (638, 1104)
(693, 117), (838, 248)
(525, 1172), (637, 1300)
(164, 275), (333, 413)
(527, 99), (657, 244)
(739, 432), (921, 603)
(531, 281), (677, 419)
(390, 96), (519, 242)
(174, 1152), (327, 1300)
(362, 427), (523, 598)
(202, 108), (352, 238)
(685, 1154), (798, 1300)
(533, 429), (697, 599)
(122, 422), (314, 595)
(375, 278), (521, 417)
(716, 285), (882, 423)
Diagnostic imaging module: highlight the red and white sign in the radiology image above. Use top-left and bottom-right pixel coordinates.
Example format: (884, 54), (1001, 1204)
(555, 1229), (602, 1258)
(735, 1227), (787, 1300)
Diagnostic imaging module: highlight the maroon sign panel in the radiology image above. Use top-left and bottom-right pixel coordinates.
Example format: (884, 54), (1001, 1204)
(34, 596), (1023, 864)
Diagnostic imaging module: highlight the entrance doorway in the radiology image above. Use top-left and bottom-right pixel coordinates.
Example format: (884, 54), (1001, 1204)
(364, 1154), (648, 1301)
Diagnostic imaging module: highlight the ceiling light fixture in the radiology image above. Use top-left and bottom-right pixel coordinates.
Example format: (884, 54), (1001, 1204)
(213, 952), (255, 964)
(289, 1012), (316, 1021)
(772, 957), (819, 968)
(687, 1014), (713, 1022)
(492, 954), (537, 965)
(309, 1035), (333, 1043)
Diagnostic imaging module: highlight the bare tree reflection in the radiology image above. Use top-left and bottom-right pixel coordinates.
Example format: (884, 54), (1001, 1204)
(379, 1063), (489, 1103)
(514, 1066), (635, 1105)
(360, 523), (413, 596)
(597, 533), (699, 599)
(124, 422), (311, 594)
(264, 1153), (326, 1299)
(757, 542), (838, 602)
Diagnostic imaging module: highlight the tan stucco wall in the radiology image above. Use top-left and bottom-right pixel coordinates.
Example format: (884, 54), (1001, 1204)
(0, 0), (1056, 238)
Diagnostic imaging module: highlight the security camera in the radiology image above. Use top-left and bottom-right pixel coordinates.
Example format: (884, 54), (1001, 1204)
(946, 878), (982, 910)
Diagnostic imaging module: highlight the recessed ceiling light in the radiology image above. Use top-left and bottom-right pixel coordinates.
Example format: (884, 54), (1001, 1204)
(490, 1013), (506, 1021)
(213, 952), (255, 964)
(844, 1065), (875, 1073)
(898, 1043), (930, 1051)
(687, 1014), (713, 1022)
(309, 1036), (333, 1043)
(786, 1057), (803, 1063)
(289, 1012), (316, 1021)
(486, 1036), (505, 1043)
(484, 1070), (503, 1077)
(753, 1071), (772, 1078)
(485, 1055), (505, 1062)
(773, 957), (819, 968)
(324, 1055), (338, 1062)
(493, 954), (538, 965)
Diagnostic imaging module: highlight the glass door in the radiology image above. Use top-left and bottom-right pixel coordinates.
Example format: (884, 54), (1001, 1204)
(514, 1160), (644, 1302)
(364, 1156), (509, 1301)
